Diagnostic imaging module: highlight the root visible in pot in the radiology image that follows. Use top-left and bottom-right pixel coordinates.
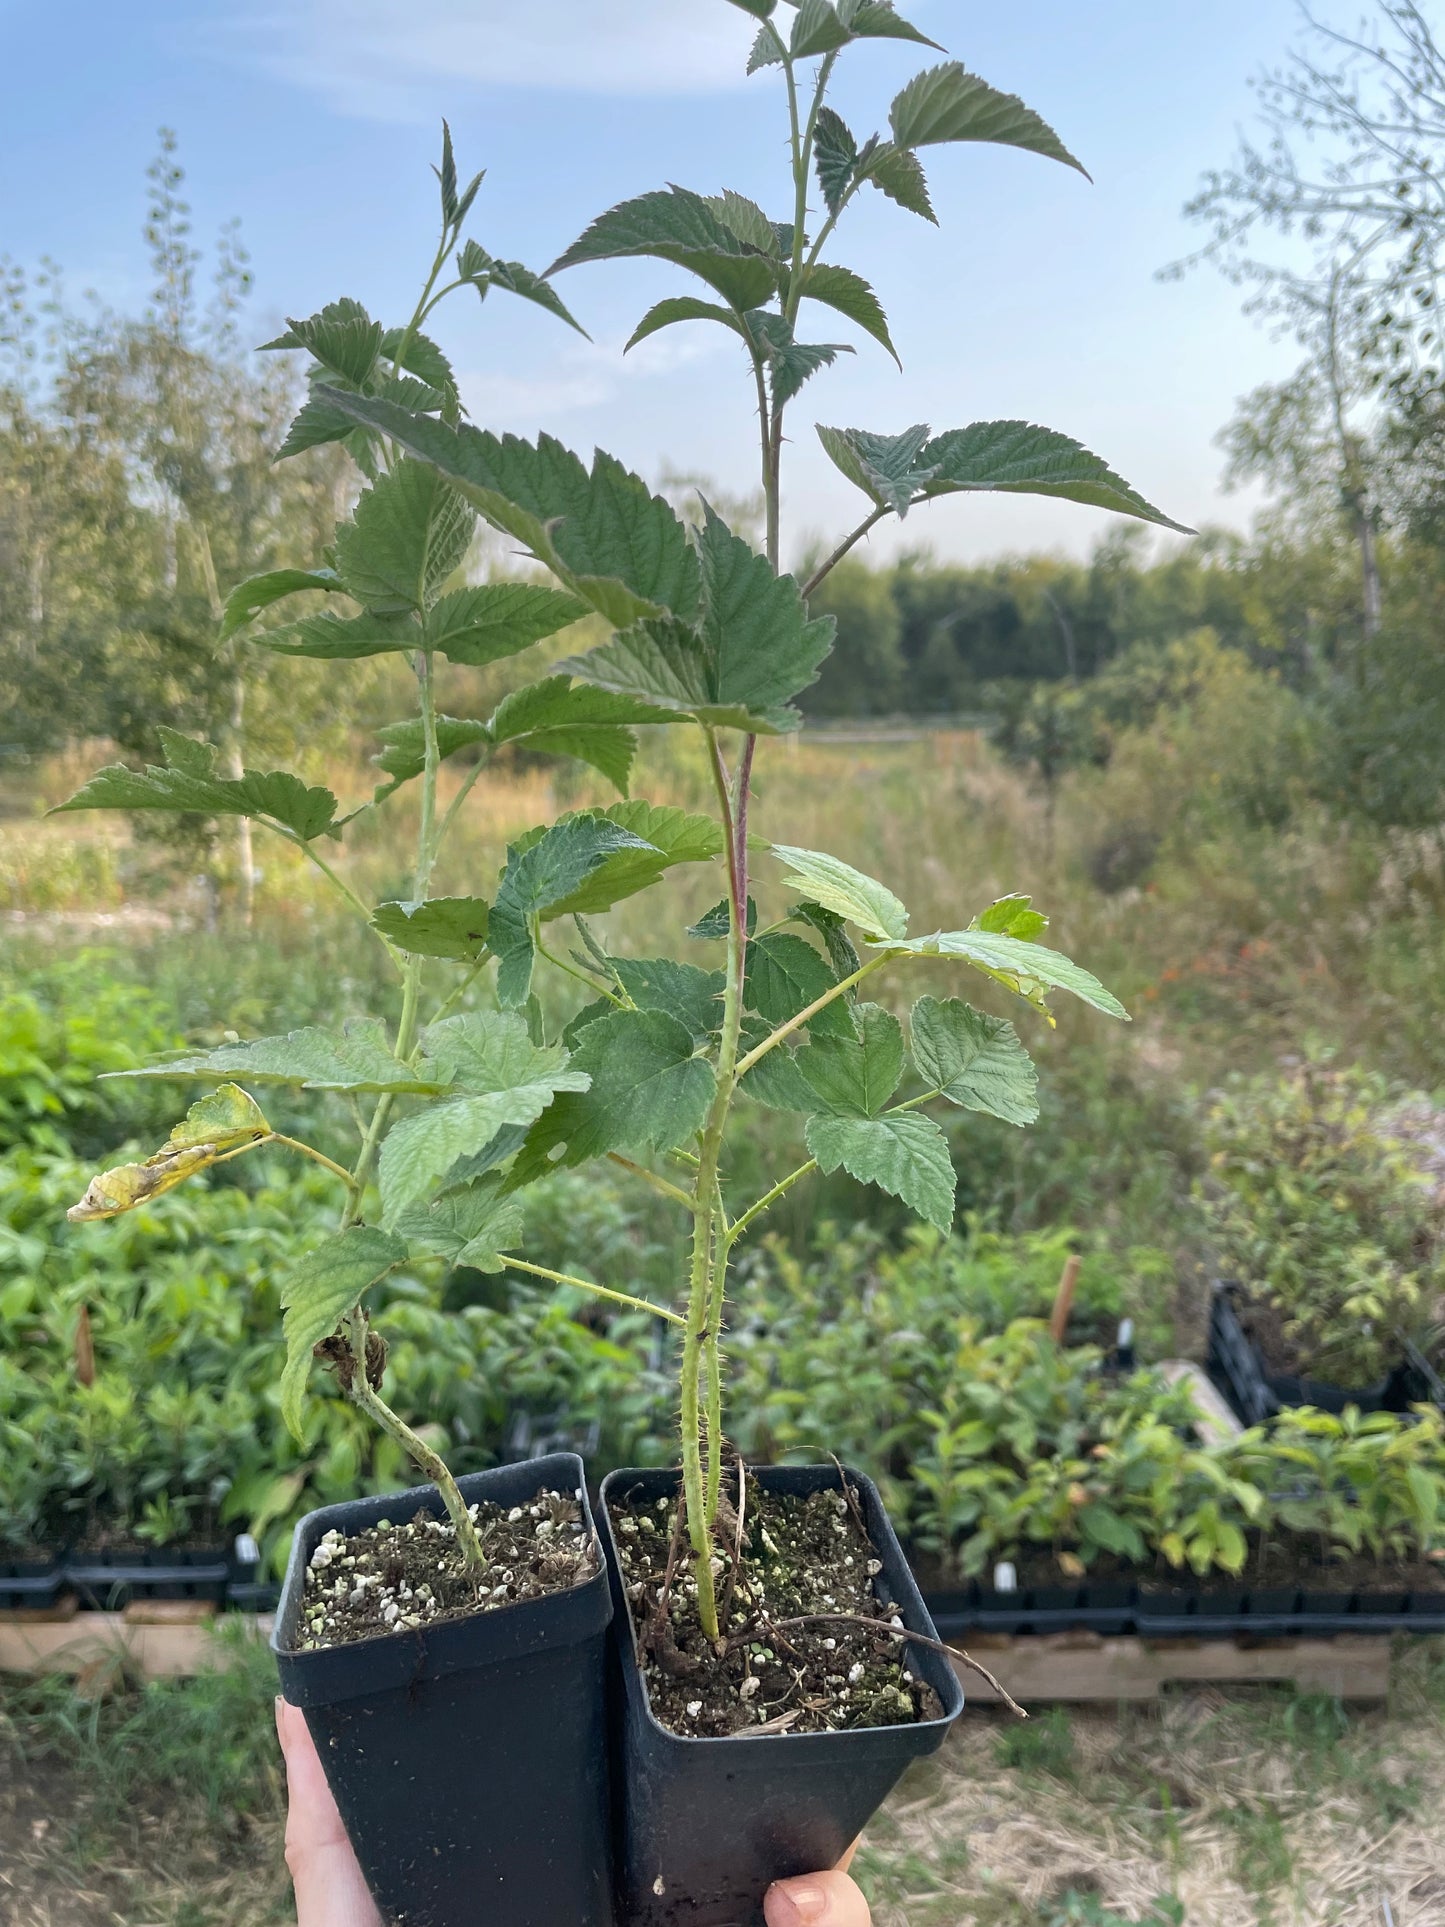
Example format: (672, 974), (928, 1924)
(611, 1479), (944, 1738)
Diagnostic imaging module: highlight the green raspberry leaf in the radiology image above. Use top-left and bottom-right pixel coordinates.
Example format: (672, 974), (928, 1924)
(279, 1228), (407, 1439)
(909, 996), (1039, 1127)
(806, 1110), (956, 1232)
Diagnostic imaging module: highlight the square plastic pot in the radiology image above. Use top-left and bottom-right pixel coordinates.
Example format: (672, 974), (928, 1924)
(1208, 1281), (1390, 1419)
(599, 1464), (964, 1927)
(273, 1454), (614, 1927)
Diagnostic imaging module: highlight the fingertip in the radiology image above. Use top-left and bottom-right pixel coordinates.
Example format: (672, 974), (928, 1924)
(764, 1870), (871, 1927)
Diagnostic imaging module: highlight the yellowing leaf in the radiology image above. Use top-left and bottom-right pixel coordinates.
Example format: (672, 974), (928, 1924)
(68, 1083), (271, 1221)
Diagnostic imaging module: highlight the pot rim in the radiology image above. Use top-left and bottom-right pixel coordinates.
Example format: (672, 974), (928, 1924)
(600, 1461), (965, 1751)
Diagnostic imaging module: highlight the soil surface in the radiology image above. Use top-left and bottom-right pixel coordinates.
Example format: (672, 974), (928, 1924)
(297, 1487), (597, 1650)
(610, 1476), (945, 1739)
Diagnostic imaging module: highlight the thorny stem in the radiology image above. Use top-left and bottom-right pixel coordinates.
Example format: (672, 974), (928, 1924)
(506, 1256), (687, 1329)
(726, 1158), (819, 1249)
(608, 1153), (696, 1212)
(801, 507), (892, 599)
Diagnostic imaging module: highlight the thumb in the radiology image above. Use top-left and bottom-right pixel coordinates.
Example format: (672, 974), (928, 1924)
(764, 1870), (872, 1927)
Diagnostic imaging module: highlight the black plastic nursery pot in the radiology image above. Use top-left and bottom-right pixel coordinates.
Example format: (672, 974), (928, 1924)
(273, 1453), (614, 1927)
(599, 1464), (964, 1927)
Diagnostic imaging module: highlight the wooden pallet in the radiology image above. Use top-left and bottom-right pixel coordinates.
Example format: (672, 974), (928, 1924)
(0, 1604), (274, 1681)
(950, 1629), (1392, 1704)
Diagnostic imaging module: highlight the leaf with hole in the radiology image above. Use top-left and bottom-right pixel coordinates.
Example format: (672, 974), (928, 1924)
(371, 897), (492, 962)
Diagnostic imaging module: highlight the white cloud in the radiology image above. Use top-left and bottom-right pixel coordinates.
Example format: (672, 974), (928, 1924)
(217, 1), (762, 118)
(454, 323), (730, 431)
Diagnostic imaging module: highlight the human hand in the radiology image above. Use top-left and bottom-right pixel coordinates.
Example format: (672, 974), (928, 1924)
(277, 1695), (871, 1927)
(276, 1698), (383, 1927)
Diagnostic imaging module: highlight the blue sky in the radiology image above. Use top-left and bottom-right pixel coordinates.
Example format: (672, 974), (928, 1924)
(2, 0), (1308, 565)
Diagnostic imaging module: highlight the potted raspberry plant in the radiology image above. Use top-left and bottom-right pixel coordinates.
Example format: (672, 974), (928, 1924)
(64, 5), (1186, 1922)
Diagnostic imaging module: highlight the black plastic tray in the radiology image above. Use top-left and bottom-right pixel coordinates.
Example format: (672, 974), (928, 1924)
(1207, 1283), (1391, 1423)
(0, 1558), (63, 1613)
(64, 1547), (231, 1609)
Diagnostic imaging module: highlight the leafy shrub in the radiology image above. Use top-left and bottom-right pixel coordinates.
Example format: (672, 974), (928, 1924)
(0, 953), (182, 1156)
(1199, 1060), (1445, 1382)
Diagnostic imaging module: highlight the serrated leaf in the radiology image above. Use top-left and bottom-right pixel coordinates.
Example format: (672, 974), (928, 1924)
(548, 186), (779, 311)
(918, 422), (1193, 533)
(438, 120), (459, 222)
(485, 257), (588, 336)
(261, 298), (383, 386)
(380, 1012), (588, 1218)
(744, 932), (852, 1038)
(423, 583), (588, 664)
(107, 1021), (439, 1096)
(796, 1003), (904, 1116)
(806, 1110), (955, 1232)
(394, 1175), (525, 1272)
(792, 0), (850, 57)
(880, 929), (1128, 1020)
(379, 327), (458, 399)
(975, 894), (1049, 940)
(748, 22), (786, 70)
(798, 264), (898, 365)
(726, 0), (776, 16)
(703, 190), (779, 255)
(749, 311), (854, 405)
(814, 107), (860, 216)
(909, 996), (1038, 1126)
(530, 801), (726, 919)
(67, 1084), (271, 1223)
(560, 506), (833, 734)
(311, 393), (701, 629)
(488, 677), (672, 795)
(627, 297), (748, 354)
(491, 816), (657, 1005)
(56, 738), (338, 842)
(371, 718), (491, 800)
(372, 897), (491, 962)
(279, 1228), (407, 1439)
(863, 142), (937, 223)
(335, 459), (475, 616)
(611, 958), (725, 1043)
(768, 844), (908, 942)
(262, 610), (420, 661)
(790, 899), (862, 980)
(890, 62), (1089, 178)
(508, 1009), (714, 1184)
(688, 896), (758, 941)
(739, 1033), (818, 1113)
(848, 2), (942, 48)
(220, 569), (343, 641)
(816, 423), (938, 514)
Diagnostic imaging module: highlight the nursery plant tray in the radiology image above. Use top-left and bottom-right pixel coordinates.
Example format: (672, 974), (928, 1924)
(1207, 1282), (1393, 1424)
(0, 1558), (63, 1614)
(64, 1547), (230, 1610)
(920, 1577), (1138, 1639)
